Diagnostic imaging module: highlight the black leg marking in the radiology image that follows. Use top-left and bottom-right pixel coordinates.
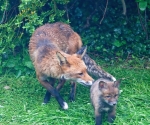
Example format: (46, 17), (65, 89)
(95, 114), (102, 125)
(69, 81), (76, 102)
(43, 90), (51, 104)
(51, 88), (68, 109)
(38, 77), (68, 109)
(56, 79), (66, 91)
(107, 108), (116, 123)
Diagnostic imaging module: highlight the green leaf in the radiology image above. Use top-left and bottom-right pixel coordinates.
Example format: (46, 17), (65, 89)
(139, 1), (147, 11)
(113, 40), (122, 47)
(24, 61), (34, 69)
(6, 61), (15, 68)
(16, 70), (22, 78)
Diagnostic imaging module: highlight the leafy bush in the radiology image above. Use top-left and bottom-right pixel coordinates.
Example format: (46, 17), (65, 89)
(0, 0), (149, 76)
(0, 0), (69, 75)
(68, 0), (150, 60)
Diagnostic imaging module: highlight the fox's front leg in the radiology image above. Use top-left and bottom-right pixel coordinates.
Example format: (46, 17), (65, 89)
(69, 81), (77, 102)
(107, 107), (116, 123)
(56, 79), (66, 91)
(38, 76), (68, 110)
(56, 80), (77, 102)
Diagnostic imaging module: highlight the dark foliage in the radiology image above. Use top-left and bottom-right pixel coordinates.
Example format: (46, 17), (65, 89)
(0, 0), (149, 76)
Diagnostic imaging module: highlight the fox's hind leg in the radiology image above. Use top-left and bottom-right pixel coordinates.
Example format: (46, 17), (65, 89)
(43, 78), (55, 104)
(43, 91), (51, 104)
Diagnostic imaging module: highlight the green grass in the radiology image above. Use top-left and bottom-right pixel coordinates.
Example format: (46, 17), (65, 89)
(0, 65), (150, 125)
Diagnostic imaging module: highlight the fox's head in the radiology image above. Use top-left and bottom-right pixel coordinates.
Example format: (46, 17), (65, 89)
(56, 47), (94, 86)
(99, 80), (120, 106)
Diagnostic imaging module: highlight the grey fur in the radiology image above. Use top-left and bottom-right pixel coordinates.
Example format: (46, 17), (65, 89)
(77, 46), (116, 81)
(90, 78), (120, 125)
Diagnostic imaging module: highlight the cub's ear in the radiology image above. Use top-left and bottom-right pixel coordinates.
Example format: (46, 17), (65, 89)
(99, 81), (107, 90)
(56, 52), (67, 65)
(76, 46), (87, 59)
(114, 80), (121, 87)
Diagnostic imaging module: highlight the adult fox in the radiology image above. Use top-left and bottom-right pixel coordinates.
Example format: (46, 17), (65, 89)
(29, 22), (93, 110)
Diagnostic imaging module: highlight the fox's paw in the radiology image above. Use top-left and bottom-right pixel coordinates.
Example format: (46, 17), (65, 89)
(62, 102), (68, 110)
(43, 99), (50, 104)
(69, 91), (76, 102)
(69, 95), (75, 102)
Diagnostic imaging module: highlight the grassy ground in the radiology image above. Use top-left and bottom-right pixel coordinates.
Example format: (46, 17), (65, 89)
(0, 63), (150, 125)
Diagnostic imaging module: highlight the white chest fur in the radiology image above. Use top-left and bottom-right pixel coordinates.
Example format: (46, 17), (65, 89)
(102, 107), (110, 112)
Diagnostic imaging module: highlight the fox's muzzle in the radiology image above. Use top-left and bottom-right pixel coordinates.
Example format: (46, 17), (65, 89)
(108, 101), (117, 106)
(77, 79), (94, 86)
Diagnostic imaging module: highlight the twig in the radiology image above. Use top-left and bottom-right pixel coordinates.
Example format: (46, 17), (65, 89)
(99, 0), (108, 24)
(121, 0), (126, 15)
(83, 9), (97, 28)
(69, 0), (78, 10)
(65, 4), (69, 20)
(0, 10), (6, 24)
(137, 3), (148, 40)
(0, 1), (8, 24)
(53, 0), (57, 13)
(144, 9), (148, 40)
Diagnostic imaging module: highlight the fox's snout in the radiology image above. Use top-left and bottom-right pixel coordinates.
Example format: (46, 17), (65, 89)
(83, 73), (94, 86)
(105, 99), (117, 106)
(84, 80), (94, 86)
(109, 101), (117, 106)
(77, 78), (94, 86)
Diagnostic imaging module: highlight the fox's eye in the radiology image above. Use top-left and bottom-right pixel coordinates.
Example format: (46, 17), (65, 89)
(78, 72), (83, 76)
(114, 94), (118, 97)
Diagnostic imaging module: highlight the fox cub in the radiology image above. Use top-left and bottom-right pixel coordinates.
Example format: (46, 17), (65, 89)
(29, 22), (93, 109)
(90, 78), (120, 125)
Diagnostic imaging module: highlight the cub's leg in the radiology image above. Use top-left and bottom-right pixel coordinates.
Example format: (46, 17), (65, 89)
(107, 106), (116, 123)
(95, 109), (103, 125)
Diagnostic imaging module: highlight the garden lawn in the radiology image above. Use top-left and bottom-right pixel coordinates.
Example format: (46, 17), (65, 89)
(0, 65), (150, 125)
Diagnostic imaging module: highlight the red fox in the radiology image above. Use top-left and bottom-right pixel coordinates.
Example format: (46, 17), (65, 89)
(90, 78), (120, 125)
(29, 22), (93, 109)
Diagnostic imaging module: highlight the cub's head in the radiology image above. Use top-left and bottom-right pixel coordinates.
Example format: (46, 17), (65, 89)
(98, 79), (121, 106)
(56, 47), (93, 86)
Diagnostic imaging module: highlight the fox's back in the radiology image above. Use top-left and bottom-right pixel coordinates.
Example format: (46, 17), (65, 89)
(29, 22), (82, 60)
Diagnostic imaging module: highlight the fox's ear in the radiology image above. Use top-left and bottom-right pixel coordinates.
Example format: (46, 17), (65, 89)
(76, 46), (87, 59)
(114, 80), (121, 87)
(56, 52), (67, 65)
(99, 81), (107, 89)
